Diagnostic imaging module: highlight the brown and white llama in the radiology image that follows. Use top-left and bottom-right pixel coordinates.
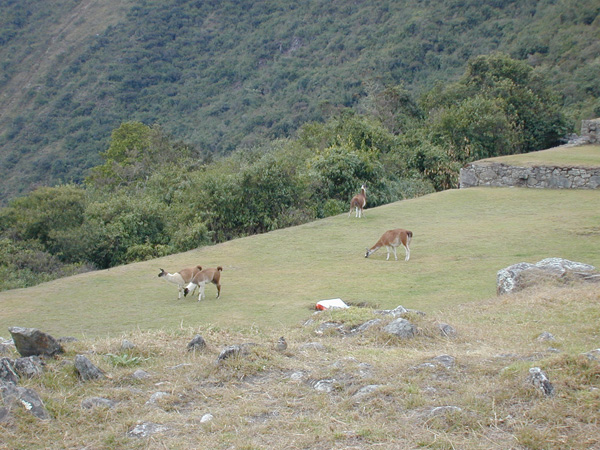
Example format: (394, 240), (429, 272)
(158, 265), (203, 299)
(348, 184), (367, 218)
(365, 229), (413, 261)
(184, 266), (223, 301)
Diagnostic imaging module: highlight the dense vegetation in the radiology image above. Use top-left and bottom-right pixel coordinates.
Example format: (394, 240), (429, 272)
(0, 54), (572, 291)
(0, 0), (598, 203)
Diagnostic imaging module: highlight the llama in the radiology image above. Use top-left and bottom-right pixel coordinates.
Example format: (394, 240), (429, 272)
(365, 228), (413, 261)
(158, 265), (202, 299)
(184, 266), (223, 301)
(348, 184), (367, 218)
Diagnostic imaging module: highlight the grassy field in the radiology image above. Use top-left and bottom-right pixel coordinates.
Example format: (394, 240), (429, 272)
(1, 183), (600, 449)
(1, 187), (599, 339)
(482, 144), (600, 167)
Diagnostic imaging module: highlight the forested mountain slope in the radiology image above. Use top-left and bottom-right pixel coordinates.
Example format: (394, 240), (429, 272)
(0, 0), (599, 203)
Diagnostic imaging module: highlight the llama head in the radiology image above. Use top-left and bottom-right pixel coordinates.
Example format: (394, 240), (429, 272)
(158, 268), (167, 277)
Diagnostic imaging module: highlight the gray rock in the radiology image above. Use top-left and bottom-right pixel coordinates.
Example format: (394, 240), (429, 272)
(438, 323), (457, 338)
(127, 422), (169, 438)
(298, 342), (327, 352)
(216, 343), (255, 363)
(74, 355), (106, 381)
(432, 355), (455, 369)
(14, 356), (44, 378)
(584, 349), (600, 362)
(81, 397), (116, 409)
(8, 327), (64, 357)
(121, 339), (135, 350)
(0, 358), (18, 385)
(187, 335), (207, 352)
(383, 318), (416, 339)
(497, 258), (597, 295)
(0, 383), (50, 420)
(528, 367), (554, 396)
(131, 369), (151, 380)
(537, 332), (555, 342)
(351, 319), (382, 334)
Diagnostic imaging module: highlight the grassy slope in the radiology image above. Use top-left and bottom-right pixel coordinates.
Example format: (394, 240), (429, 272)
(1, 186), (599, 339)
(482, 144), (600, 167)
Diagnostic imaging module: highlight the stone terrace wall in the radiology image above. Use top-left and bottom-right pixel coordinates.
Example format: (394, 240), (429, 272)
(460, 162), (600, 189)
(581, 119), (600, 144)
(460, 119), (600, 190)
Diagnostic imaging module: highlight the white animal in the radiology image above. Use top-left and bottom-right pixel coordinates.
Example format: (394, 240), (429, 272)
(158, 265), (202, 299)
(184, 266), (223, 301)
(348, 184), (367, 218)
(365, 228), (413, 261)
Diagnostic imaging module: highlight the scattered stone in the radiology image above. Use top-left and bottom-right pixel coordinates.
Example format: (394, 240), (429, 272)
(315, 322), (344, 335)
(1, 383), (50, 420)
(58, 336), (78, 344)
(74, 355), (106, 381)
(289, 371), (307, 382)
(0, 406), (10, 423)
(127, 422), (169, 438)
(8, 327), (64, 357)
(528, 367), (554, 396)
(200, 413), (214, 423)
(132, 369), (151, 380)
(14, 356), (44, 379)
(350, 319), (382, 334)
(383, 318), (416, 339)
(584, 349), (600, 362)
(187, 335), (207, 352)
(81, 397), (116, 409)
(146, 391), (169, 405)
(0, 358), (18, 384)
(298, 342), (327, 352)
(353, 384), (382, 399)
(310, 379), (336, 393)
(497, 258), (597, 295)
(376, 305), (408, 317)
(537, 332), (555, 342)
(121, 339), (135, 351)
(216, 344), (255, 363)
(438, 323), (457, 338)
(432, 355), (456, 369)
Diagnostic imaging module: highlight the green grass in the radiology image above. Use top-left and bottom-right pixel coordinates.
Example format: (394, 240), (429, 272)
(1, 186), (599, 339)
(1, 184), (600, 449)
(482, 144), (600, 167)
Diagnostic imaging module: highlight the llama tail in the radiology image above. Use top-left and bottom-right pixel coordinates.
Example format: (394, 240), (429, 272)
(217, 266), (223, 271)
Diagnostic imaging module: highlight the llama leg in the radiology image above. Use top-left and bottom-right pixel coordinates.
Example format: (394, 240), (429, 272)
(385, 246), (391, 260)
(404, 245), (410, 261)
(392, 246), (398, 261)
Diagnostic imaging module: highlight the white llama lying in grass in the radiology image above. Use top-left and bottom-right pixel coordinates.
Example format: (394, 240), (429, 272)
(184, 266), (223, 301)
(158, 265), (202, 299)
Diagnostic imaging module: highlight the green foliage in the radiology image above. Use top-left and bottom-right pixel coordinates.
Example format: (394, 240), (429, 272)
(1, 0), (594, 204)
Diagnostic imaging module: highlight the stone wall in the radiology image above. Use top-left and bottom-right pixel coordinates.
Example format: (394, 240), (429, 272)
(581, 119), (600, 144)
(460, 161), (600, 189)
(460, 119), (600, 190)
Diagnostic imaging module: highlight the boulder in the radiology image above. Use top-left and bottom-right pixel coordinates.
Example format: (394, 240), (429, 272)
(0, 358), (18, 384)
(14, 356), (44, 378)
(383, 318), (417, 339)
(497, 258), (597, 295)
(0, 382), (50, 420)
(8, 327), (64, 357)
(187, 335), (207, 352)
(74, 355), (106, 381)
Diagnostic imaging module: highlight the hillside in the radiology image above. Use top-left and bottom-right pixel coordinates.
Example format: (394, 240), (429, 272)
(1, 186), (598, 337)
(1, 0), (599, 203)
(1, 186), (599, 449)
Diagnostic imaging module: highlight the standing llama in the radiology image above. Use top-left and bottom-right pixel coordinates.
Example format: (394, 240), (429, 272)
(348, 184), (367, 218)
(158, 265), (202, 299)
(184, 266), (223, 301)
(365, 229), (413, 261)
